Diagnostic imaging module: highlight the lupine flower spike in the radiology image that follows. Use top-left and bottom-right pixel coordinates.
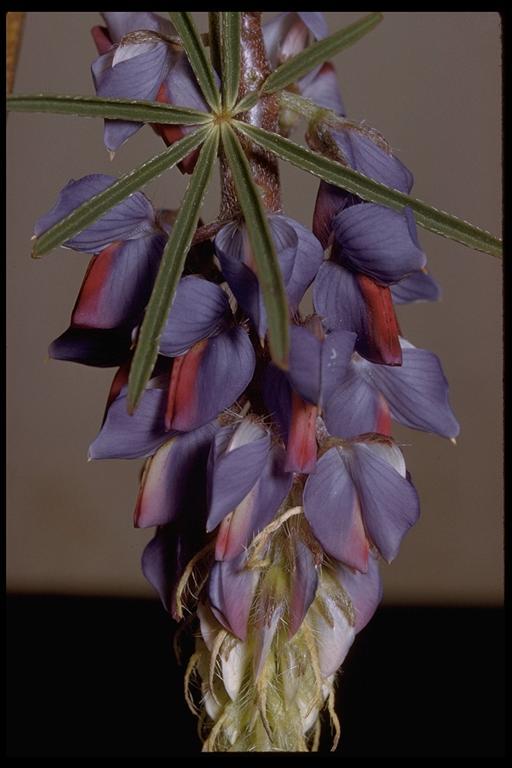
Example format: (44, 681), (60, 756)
(9, 9), (501, 753)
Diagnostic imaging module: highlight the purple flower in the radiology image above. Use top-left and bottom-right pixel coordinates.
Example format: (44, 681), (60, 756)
(34, 174), (166, 338)
(209, 551), (259, 641)
(323, 339), (460, 440)
(135, 420), (219, 528)
(390, 268), (441, 304)
(206, 418), (292, 560)
(263, 320), (356, 474)
(91, 13), (178, 152)
(303, 434), (420, 570)
(263, 13), (345, 119)
(313, 263), (403, 366)
(215, 214), (323, 340)
(312, 125), (413, 249)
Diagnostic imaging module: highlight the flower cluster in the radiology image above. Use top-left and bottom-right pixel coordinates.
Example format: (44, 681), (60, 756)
(37, 12), (459, 752)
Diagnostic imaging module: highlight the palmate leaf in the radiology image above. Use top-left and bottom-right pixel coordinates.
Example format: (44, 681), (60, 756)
(262, 12), (383, 96)
(32, 125), (212, 258)
(6, 94), (212, 124)
(220, 12), (241, 111)
(169, 11), (221, 113)
(234, 121), (502, 258)
(221, 123), (289, 369)
(127, 127), (220, 413)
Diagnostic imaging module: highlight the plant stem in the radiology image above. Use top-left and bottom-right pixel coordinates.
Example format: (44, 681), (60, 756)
(220, 11), (281, 218)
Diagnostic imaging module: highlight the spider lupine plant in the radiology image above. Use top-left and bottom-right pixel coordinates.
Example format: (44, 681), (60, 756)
(7, 11), (502, 754)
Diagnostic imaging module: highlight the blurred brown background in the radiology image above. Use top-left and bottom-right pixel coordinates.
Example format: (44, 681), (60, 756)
(6, 12), (502, 604)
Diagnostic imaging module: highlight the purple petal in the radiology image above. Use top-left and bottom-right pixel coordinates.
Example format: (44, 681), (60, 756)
(34, 175), (156, 252)
(159, 276), (230, 357)
(288, 539), (318, 637)
(300, 62), (345, 115)
(287, 325), (355, 407)
(215, 223), (263, 336)
(208, 552), (259, 640)
(141, 523), (199, 620)
(262, 363), (292, 441)
(303, 447), (369, 571)
(72, 235), (165, 329)
(323, 362), (385, 438)
(312, 592), (355, 677)
(270, 215), (324, 309)
(135, 421), (218, 528)
(101, 12), (174, 43)
(334, 552), (383, 633)
(321, 329), (358, 404)
(329, 126), (414, 194)
(167, 326), (255, 432)
(365, 343), (460, 438)
(214, 444), (292, 561)
(391, 270), (442, 304)
(164, 51), (211, 112)
(89, 386), (173, 460)
(287, 325), (322, 404)
(92, 41), (174, 151)
(207, 421), (271, 532)
(49, 326), (132, 367)
(333, 204), (426, 285)
(297, 12), (328, 39)
(94, 40), (172, 101)
(348, 440), (420, 563)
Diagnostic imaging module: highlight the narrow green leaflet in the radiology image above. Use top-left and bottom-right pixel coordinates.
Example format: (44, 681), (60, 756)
(232, 90), (259, 116)
(262, 12), (383, 96)
(32, 125), (211, 258)
(220, 12), (241, 111)
(7, 94), (212, 124)
(127, 127), (219, 413)
(221, 123), (289, 369)
(169, 12), (221, 112)
(208, 12), (223, 76)
(234, 121), (503, 258)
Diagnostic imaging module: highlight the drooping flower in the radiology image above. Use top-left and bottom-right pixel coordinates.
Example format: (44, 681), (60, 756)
(323, 339), (460, 439)
(206, 417), (292, 560)
(34, 174), (167, 352)
(263, 12), (345, 131)
(91, 12), (213, 171)
(215, 215), (324, 340)
(303, 433), (420, 570)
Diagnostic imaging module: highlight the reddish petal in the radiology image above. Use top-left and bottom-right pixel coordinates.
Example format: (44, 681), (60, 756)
(356, 274), (402, 366)
(91, 25), (113, 55)
(285, 392), (318, 474)
(165, 340), (207, 431)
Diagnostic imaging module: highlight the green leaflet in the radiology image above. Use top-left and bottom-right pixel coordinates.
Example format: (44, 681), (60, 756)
(262, 12), (383, 96)
(234, 121), (503, 258)
(221, 123), (289, 369)
(32, 126), (212, 258)
(127, 127), (220, 413)
(208, 12), (223, 74)
(220, 12), (241, 111)
(6, 94), (211, 124)
(169, 12), (221, 112)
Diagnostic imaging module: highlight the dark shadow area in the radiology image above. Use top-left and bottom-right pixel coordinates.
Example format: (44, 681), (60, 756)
(6, 595), (505, 757)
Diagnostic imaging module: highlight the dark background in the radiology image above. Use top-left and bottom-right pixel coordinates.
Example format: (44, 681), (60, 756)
(6, 596), (506, 758)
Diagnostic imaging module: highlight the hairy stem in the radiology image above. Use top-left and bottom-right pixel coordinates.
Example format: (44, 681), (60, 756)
(220, 11), (281, 218)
